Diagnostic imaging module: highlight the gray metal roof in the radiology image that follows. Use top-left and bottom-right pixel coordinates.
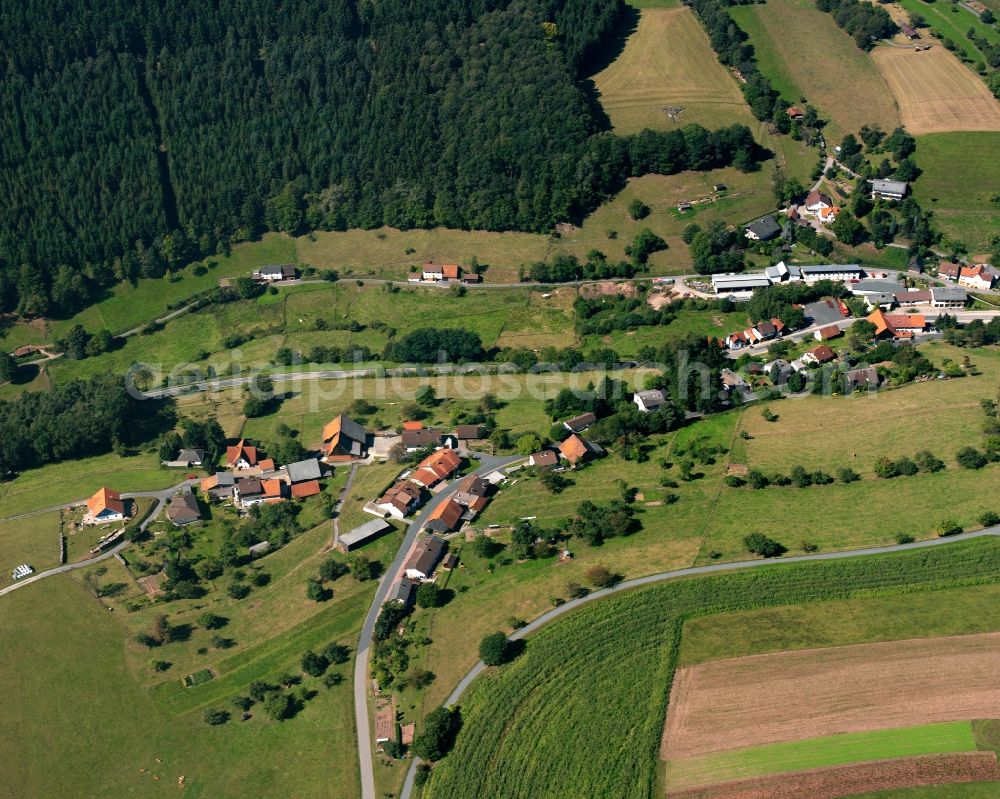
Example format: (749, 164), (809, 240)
(931, 287), (967, 302)
(872, 179), (907, 195)
(850, 278), (902, 294)
(339, 518), (393, 548)
(799, 263), (862, 275)
(286, 458), (322, 483)
(712, 272), (771, 289)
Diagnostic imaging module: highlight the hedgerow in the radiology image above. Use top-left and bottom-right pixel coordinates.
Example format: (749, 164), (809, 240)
(426, 538), (1000, 799)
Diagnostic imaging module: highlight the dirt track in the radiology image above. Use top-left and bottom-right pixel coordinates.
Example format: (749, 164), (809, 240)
(871, 45), (1000, 134)
(666, 752), (1000, 799)
(662, 632), (1000, 758)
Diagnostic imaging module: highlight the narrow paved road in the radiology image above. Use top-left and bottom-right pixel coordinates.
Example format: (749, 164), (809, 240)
(0, 479), (196, 597)
(396, 525), (1000, 798)
(355, 455), (521, 799)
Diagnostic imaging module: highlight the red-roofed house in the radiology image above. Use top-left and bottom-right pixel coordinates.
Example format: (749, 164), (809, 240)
(226, 439), (258, 469)
(409, 448), (462, 489)
(425, 498), (465, 533)
(291, 480), (321, 499)
(802, 345), (836, 365)
(959, 265), (995, 292)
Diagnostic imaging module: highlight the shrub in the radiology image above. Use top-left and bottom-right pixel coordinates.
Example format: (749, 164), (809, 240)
(838, 468), (861, 484)
(938, 519), (963, 537)
(746, 470), (770, 489)
(227, 583), (251, 600)
(724, 475), (746, 488)
(411, 706), (461, 761)
(566, 581), (590, 599)
(743, 533), (786, 558)
(956, 447), (987, 470)
(323, 672), (344, 688)
(628, 199), (650, 220)
(873, 456), (898, 479)
(319, 558), (349, 582)
(914, 450), (945, 473)
(323, 642), (350, 664)
(586, 565), (621, 588)
(203, 708), (229, 725)
(979, 511), (1000, 528)
(231, 695), (253, 711)
(894, 456), (918, 477)
(895, 532), (915, 545)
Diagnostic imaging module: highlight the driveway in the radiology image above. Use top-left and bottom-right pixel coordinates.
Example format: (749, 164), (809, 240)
(354, 454), (522, 799)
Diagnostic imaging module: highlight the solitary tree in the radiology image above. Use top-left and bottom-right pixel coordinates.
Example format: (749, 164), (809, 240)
(743, 533), (786, 557)
(479, 632), (511, 666)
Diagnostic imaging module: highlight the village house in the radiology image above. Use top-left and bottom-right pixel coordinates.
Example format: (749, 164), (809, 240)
(719, 368), (749, 394)
(454, 424), (486, 440)
(253, 264), (298, 282)
(559, 434), (602, 467)
(633, 389), (666, 412)
(930, 287), (968, 308)
(402, 427), (442, 452)
(563, 412), (596, 433)
(900, 22), (920, 39)
(166, 489), (202, 526)
(404, 535), (447, 580)
(871, 179), (908, 201)
(424, 498), (465, 533)
(391, 577), (419, 609)
(372, 481), (423, 519)
(938, 262), (962, 281)
(452, 474), (490, 519)
(816, 205), (840, 225)
(867, 309), (927, 340)
(233, 476), (265, 508)
(201, 472), (235, 501)
(803, 189), (833, 215)
(409, 448), (462, 489)
(529, 450), (559, 469)
(169, 448), (204, 467)
(286, 458), (323, 484)
(337, 518), (393, 554)
(421, 261), (462, 281)
(786, 106), (804, 120)
(802, 345), (836, 365)
(958, 265), (995, 292)
(799, 264), (863, 284)
(814, 325), (843, 342)
(321, 415), (369, 462)
(85, 487), (127, 525)
(845, 366), (879, 392)
(291, 480), (321, 499)
(744, 215), (781, 241)
(226, 439), (258, 469)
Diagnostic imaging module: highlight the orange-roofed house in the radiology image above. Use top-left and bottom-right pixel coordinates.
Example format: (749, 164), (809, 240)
(226, 439), (258, 469)
(409, 448), (462, 489)
(291, 479), (321, 499)
(867, 309), (893, 338)
(321, 415), (369, 462)
(262, 478), (287, 502)
(85, 487), (127, 524)
(442, 264), (461, 280)
(817, 206), (840, 224)
(258, 458), (276, 473)
(559, 434), (591, 467)
(867, 309), (926, 340)
(425, 498), (465, 533)
(958, 265), (995, 292)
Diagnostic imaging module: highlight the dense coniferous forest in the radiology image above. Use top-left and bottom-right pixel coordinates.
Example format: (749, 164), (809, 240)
(0, 0), (766, 318)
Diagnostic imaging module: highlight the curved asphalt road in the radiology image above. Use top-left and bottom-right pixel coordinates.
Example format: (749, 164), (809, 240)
(0, 479), (196, 597)
(355, 455), (521, 799)
(396, 524), (1000, 799)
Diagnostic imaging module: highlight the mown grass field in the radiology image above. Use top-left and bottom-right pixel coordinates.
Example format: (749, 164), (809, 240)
(0, 452), (174, 518)
(0, 512), (61, 588)
(0, 574), (362, 799)
(593, 8), (753, 133)
(729, 0), (900, 142)
(422, 539), (1000, 799)
(912, 132), (1000, 252)
(663, 722), (977, 789)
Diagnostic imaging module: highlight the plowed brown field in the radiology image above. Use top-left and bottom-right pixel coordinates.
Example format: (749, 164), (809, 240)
(666, 752), (1000, 798)
(662, 632), (1000, 758)
(871, 46), (1000, 134)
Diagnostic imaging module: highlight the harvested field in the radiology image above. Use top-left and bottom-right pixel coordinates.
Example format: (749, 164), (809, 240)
(662, 633), (1000, 758)
(592, 8), (753, 133)
(870, 46), (1000, 134)
(666, 752), (1000, 799)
